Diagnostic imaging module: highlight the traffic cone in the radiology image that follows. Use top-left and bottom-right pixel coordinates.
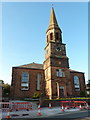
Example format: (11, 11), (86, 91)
(6, 109), (11, 118)
(49, 103), (52, 109)
(86, 103), (89, 110)
(30, 104), (32, 110)
(79, 105), (82, 110)
(61, 106), (65, 112)
(65, 106), (68, 110)
(38, 104), (41, 116)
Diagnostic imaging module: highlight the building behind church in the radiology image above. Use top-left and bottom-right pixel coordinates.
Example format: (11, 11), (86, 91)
(10, 8), (86, 99)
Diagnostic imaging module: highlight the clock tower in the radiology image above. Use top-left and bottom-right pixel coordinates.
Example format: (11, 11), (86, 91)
(44, 8), (72, 99)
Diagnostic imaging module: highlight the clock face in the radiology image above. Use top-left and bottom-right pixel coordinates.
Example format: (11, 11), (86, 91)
(56, 46), (62, 51)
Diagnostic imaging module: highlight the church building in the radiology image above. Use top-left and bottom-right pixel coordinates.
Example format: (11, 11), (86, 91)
(10, 8), (86, 99)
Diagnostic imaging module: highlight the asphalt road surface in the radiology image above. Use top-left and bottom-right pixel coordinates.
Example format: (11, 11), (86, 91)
(2, 110), (90, 120)
(48, 109), (90, 119)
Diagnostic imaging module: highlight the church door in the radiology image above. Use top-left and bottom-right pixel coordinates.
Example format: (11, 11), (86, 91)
(60, 86), (64, 98)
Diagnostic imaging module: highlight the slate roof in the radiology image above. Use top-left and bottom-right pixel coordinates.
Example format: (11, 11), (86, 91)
(16, 62), (43, 69)
(70, 69), (84, 73)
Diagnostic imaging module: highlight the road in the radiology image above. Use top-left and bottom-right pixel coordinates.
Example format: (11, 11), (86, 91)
(2, 110), (90, 120)
(48, 109), (90, 119)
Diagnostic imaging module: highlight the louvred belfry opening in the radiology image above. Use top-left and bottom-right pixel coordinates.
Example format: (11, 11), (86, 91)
(46, 7), (62, 44)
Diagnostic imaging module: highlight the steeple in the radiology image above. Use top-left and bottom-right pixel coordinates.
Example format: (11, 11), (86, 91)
(47, 7), (61, 32)
(49, 7), (58, 26)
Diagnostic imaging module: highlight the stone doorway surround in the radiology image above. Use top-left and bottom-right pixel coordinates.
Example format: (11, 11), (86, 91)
(56, 82), (67, 98)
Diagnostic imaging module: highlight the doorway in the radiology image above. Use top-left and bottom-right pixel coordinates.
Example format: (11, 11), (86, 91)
(60, 86), (64, 97)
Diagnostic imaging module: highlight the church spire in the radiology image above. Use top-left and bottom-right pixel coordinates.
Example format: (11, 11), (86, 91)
(49, 7), (58, 26)
(47, 7), (61, 32)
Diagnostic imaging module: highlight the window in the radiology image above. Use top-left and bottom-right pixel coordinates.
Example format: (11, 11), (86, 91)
(74, 76), (80, 91)
(21, 72), (29, 90)
(56, 69), (65, 77)
(37, 73), (41, 90)
(55, 33), (59, 40)
(50, 33), (53, 40)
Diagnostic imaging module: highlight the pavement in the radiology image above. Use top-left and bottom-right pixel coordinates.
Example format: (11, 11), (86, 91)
(2, 107), (83, 119)
(76, 117), (90, 120)
(1, 100), (90, 119)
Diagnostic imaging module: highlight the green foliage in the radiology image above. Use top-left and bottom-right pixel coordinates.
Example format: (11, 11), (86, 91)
(3, 83), (10, 96)
(80, 91), (86, 97)
(32, 92), (41, 99)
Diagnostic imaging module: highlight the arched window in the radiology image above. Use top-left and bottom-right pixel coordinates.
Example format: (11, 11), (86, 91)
(21, 72), (29, 90)
(37, 73), (41, 90)
(55, 33), (59, 40)
(50, 33), (53, 40)
(74, 76), (80, 91)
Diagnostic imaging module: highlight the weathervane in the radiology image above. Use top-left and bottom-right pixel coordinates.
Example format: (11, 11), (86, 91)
(52, 3), (54, 8)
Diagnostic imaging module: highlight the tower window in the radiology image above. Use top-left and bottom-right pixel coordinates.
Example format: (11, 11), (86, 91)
(56, 69), (65, 77)
(50, 33), (53, 40)
(21, 72), (29, 90)
(37, 73), (41, 90)
(55, 33), (59, 40)
(73, 76), (80, 91)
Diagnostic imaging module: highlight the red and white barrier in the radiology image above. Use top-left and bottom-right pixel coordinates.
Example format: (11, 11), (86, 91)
(0, 102), (32, 112)
(38, 104), (41, 116)
(0, 102), (12, 112)
(79, 105), (82, 110)
(49, 103), (52, 109)
(13, 102), (32, 111)
(65, 106), (68, 110)
(61, 106), (65, 112)
(6, 109), (11, 119)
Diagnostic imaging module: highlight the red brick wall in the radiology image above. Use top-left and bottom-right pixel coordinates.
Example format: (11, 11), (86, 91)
(70, 72), (86, 96)
(10, 67), (45, 99)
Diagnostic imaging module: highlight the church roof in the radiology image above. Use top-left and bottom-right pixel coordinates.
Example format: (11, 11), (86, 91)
(16, 62), (43, 69)
(70, 69), (84, 73)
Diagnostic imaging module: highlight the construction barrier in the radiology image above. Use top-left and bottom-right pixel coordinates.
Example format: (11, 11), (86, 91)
(6, 109), (11, 119)
(79, 105), (83, 110)
(0, 102), (13, 112)
(61, 106), (65, 112)
(38, 103), (41, 116)
(49, 103), (52, 109)
(13, 102), (32, 111)
(0, 102), (32, 112)
(60, 100), (88, 109)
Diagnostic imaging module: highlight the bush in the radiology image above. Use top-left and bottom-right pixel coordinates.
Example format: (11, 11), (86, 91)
(80, 91), (86, 97)
(32, 92), (41, 99)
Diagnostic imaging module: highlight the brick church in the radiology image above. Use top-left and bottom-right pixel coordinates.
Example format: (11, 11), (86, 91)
(10, 8), (86, 99)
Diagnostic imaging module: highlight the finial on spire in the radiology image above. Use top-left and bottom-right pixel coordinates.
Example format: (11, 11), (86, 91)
(52, 3), (54, 8)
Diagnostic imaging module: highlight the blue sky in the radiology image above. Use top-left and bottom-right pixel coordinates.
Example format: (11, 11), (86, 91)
(1, 2), (88, 84)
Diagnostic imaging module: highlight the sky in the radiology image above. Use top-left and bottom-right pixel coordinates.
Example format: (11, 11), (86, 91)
(0, 2), (88, 84)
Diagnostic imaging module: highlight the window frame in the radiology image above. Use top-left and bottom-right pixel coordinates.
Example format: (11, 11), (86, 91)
(56, 69), (65, 77)
(36, 73), (41, 91)
(21, 72), (29, 90)
(73, 76), (80, 91)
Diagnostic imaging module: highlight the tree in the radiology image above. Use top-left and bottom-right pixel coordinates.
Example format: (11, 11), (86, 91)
(3, 83), (10, 97)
